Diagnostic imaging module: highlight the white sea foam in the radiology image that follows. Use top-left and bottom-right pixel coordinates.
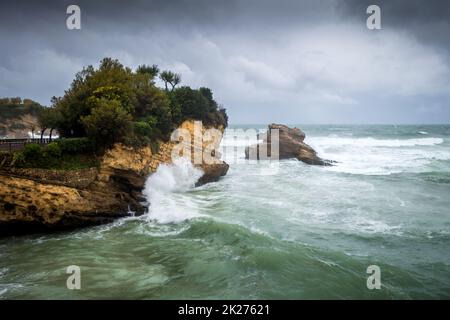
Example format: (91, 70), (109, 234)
(308, 136), (448, 175)
(221, 138), (261, 147)
(142, 158), (204, 223)
(310, 136), (443, 148)
(0, 267), (7, 278)
(0, 288), (7, 297)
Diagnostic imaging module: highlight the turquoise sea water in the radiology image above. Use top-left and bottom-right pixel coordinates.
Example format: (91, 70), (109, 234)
(1, 124), (449, 299)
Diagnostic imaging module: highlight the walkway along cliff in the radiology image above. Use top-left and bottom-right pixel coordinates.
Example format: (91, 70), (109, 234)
(0, 120), (228, 234)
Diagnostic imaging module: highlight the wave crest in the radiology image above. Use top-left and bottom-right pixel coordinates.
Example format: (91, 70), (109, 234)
(143, 158), (204, 223)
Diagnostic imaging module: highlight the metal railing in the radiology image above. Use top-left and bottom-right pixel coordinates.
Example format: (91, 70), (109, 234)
(0, 138), (54, 152)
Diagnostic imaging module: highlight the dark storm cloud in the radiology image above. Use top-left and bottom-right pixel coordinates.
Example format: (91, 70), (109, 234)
(340, 0), (450, 52)
(1, 0), (450, 123)
(0, 0), (342, 32)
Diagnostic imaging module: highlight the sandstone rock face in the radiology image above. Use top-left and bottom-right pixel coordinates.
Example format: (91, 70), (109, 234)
(0, 114), (39, 139)
(245, 123), (332, 166)
(0, 175), (133, 234)
(0, 120), (228, 233)
(164, 120), (229, 184)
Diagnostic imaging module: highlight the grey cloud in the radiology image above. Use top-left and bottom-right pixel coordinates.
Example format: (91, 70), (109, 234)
(0, 0), (449, 124)
(339, 0), (450, 52)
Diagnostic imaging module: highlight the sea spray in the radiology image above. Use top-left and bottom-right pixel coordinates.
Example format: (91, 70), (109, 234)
(142, 157), (204, 223)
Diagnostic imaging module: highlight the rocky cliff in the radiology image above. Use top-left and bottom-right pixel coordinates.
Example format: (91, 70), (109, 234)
(0, 114), (39, 139)
(0, 120), (228, 234)
(245, 123), (332, 166)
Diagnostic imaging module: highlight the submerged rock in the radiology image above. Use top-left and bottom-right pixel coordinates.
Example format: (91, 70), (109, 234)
(245, 123), (332, 166)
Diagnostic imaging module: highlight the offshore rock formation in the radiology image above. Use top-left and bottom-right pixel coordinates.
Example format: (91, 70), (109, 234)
(245, 123), (332, 166)
(0, 120), (228, 234)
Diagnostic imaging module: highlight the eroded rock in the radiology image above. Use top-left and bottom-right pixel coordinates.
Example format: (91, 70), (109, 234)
(0, 120), (229, 234)
(245, 123), (332, 166)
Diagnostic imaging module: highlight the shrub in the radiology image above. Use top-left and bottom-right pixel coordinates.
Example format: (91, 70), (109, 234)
(43, 143), (62, 158)
(0, 151), (13, 167)
(133, 121), (153, 137)
(122, 134), (150, 148)
(57, 137), (95, 154)
(22, 143), (43, 163)
(12, 152), (25, 166)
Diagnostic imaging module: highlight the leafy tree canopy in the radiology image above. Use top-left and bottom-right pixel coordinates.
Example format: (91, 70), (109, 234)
(44, 57), (227, 148)
(0, 97), (44, 122)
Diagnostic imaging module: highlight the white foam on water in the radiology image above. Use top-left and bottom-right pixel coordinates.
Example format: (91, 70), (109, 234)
(0, 289), (7, 296)
(342, 215), (403, 235)
(308, 136), (448, 175)
(0, 267), (7, 278)
(142, 158), (204, 224)
(310, 136), (443, 148)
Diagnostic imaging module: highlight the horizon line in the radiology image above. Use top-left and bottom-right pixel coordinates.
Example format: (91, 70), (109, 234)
(228, 122), (450, 126)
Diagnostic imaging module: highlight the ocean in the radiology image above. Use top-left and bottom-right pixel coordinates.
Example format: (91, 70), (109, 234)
(1, 124), (449, 299)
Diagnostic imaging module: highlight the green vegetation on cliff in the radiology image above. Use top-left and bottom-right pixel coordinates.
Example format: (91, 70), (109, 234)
(0, 98), (43, 121)
(45, 57), (228, 148)
(9, 138), (98, 170)
(1, 57), (228, 170)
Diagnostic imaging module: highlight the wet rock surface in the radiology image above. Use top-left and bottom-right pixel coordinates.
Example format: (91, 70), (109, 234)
(245, 123), (333, 166)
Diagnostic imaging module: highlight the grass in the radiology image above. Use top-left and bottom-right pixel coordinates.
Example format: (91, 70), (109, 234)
(15, 153), (99, 171)
(47, 153), (99, 171)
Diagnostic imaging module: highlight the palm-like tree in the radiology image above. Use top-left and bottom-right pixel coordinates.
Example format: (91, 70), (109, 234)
(159, 70), (181, 91)
(136, 64), (159, 78)
(171, 73), (181, 91)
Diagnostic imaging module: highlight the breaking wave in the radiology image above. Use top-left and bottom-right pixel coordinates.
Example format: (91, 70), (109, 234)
(307, 136), (449, 175)
(142, 158), (204, 223)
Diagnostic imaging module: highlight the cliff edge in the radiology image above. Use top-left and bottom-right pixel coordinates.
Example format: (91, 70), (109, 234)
(0, 120), (228, 234)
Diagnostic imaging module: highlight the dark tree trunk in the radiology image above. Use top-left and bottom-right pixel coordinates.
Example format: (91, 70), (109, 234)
(40, 128), (46, 143)
(49, 128), (54, 142)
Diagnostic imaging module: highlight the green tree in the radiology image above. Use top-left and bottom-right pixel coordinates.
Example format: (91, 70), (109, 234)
(0, 97), (44, 122)
(172, 86), (210, 120)
(81, 99), (132, 146)
(135, 85), (173, 135)
(10, 97), (22, 105)
(47, 57), (227, 148)
(171, 73), (181, 91)
(136, 64), (159, 78)
(171, 86), (227, 127)
(160, 70), (181, 91)
(53, 58), (136, 137)
(38, 107), (62, 142)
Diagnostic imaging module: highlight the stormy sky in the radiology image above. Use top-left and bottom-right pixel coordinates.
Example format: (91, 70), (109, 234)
(1, 0), (450, 124)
